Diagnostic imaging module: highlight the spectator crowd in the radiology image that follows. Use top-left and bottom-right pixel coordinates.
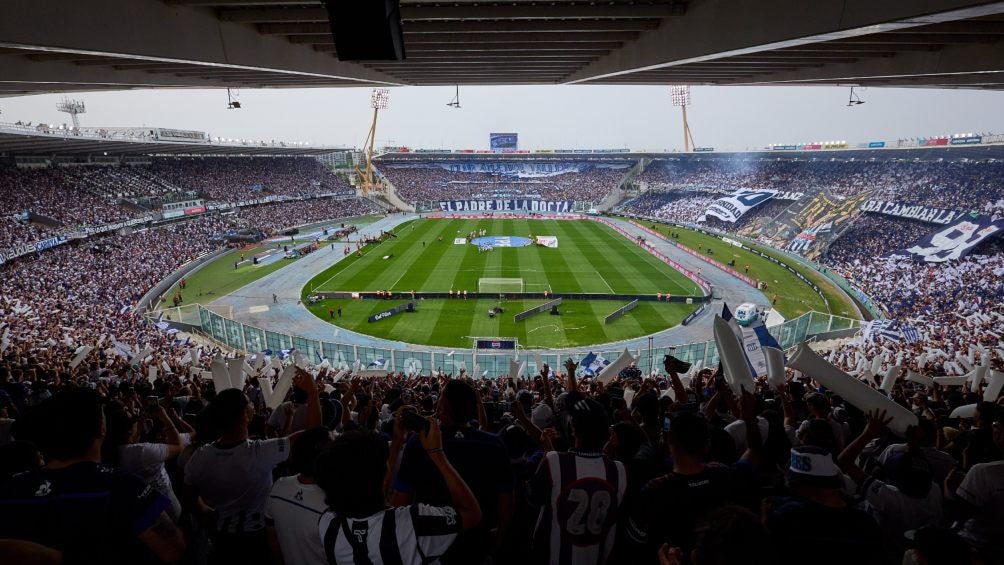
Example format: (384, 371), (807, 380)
(0, 157), (355, 250)
(378, 162), (630, 204)
(636, 159), (1004, 210)
(1, 153), (1003, 565)
(150, 157), (353, 204)
(0, 165), (143, 248)
(1, 349), (1002, 565)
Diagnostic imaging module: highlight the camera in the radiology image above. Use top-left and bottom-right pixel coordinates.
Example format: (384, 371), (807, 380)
(497, 401), (513, 413)
(401, 410), (431, 434)
(145, 396), (160, 412)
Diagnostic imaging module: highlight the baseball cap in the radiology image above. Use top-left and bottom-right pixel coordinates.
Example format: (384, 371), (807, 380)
(786, 446), (843, 488)
(531, 403), (554, 429)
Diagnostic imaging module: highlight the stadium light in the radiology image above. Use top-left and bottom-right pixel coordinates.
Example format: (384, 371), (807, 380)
(371, 88), (390, 110)
(56, 98), (86, 129)
(669, 85), (695, 152)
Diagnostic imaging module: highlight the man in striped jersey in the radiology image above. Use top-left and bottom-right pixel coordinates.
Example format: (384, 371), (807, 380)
(316, 422), (482, 565)
(530, 397), (627, 565)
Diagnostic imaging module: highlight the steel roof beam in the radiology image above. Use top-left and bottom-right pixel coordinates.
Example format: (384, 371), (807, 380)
(219, 4), (678, 23)
(564, 0), (1004, 83)
(1, 0), (401, 85)
(259, 19), (663, 35)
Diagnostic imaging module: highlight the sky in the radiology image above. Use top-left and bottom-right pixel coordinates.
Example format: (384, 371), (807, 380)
(1, 85), (1001, 152)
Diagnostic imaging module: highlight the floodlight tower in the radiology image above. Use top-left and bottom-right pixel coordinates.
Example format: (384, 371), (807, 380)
(56, 98), (86, 129)
(356, 88), (390, 195)
(670, 85), (695, 152)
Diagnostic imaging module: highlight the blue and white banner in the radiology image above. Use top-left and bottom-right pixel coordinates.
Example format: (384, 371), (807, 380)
(891, 214), (1004, 263)
(864, 319), (904, 343)
(383, 160), (632, 178)
(901, 326), (921, 343)
(703, 190), (777, 223)
(439, 199), (574, 213)
(579, 352), (609, 377)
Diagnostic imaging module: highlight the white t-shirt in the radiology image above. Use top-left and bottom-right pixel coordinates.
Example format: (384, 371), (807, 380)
(184, 437), (290, 533)
(859, 476), (943, 539)
(118, 442), (183, 520)
(267, 402), (309, 435)
(265, 476), (328, 564)
(956, 460), (1004, 545)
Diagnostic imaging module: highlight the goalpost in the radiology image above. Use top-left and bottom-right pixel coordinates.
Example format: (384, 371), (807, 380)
(478, 277), (524, 294)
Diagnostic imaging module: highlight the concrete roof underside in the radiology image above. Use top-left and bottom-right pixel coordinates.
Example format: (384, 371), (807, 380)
(2, 0), (1004, 94)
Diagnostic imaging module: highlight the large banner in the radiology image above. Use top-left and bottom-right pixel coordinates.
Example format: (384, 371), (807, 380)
(0, 234), (70, 266)
(891, 214), (1004, 263)
(703, 190), (777, 223)
(758, 191), (871, 260)
(860, 200), (965, 225)
(154, 128), (206, 142)
(489, 133), (518, 150)
(439, 200), (574, 213)
(382, 160), (632, 178)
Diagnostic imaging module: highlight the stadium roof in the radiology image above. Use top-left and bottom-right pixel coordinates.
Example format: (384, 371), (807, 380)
(2, 0), (1004, 93)
(0, 125), (344, 156)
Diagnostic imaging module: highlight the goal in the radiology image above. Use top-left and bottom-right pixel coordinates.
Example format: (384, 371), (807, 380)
(478, 277), (524, 294)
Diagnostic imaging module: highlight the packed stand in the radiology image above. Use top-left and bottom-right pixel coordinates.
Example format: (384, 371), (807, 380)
(636, 158), (1004, 210)
(379, 163), (627, 204)
(61, 166), (192, 202)
(617, 190), (721, 223)
(826, 233), (1004, 376)
(1, 349), (1001, 565)
(0, 165), (144, 247)
(826, 215), (936, 270)
(150, 157), (353, 203)
(225, 197), (381, 235)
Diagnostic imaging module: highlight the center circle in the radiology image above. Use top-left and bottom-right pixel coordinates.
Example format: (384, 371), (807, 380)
(470, 235), (533, 248)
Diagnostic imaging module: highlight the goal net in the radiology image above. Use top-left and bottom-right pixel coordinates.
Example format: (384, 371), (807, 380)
(478, 277), (524, 294)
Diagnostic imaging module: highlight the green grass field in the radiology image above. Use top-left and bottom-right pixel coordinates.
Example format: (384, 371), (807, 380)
(302, 218), (702, 347)
(640, 222), (858, 318)
(165, 215), (382, 306)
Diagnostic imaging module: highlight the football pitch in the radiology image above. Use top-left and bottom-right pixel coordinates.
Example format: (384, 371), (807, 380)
(303, 218), (702, 348)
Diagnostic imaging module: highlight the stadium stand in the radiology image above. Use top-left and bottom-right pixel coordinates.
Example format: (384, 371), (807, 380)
(636, 158), (1004, 208)
(378, 160), (631, 204)
(1, 150), (1003, 565)
(0, 165), (142, 246)
(619, 156), (1004, 384)
(149, 157), (353, 203)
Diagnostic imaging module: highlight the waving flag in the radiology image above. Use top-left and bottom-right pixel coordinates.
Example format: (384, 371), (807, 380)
(579, 352), (609, 377)
(864, 320), (904, 343)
